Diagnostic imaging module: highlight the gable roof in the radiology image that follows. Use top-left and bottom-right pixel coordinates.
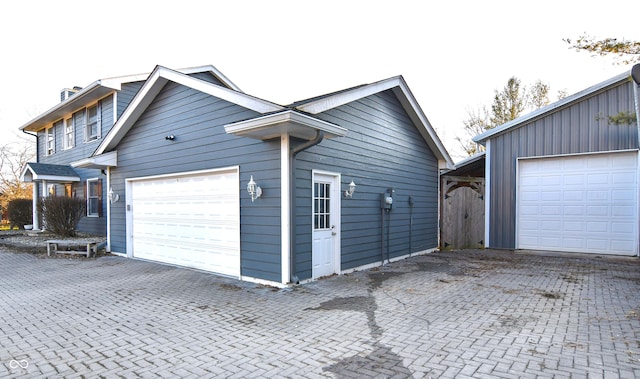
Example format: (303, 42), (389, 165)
(19, 65), (240, 133)
(21, 163), (80, 182)
(473, 65), (640, 144)
(94, 66), (285, 155)
(294, 76), (454, 169)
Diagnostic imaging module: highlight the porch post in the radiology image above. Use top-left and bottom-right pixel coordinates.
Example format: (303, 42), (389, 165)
(32, 182), (40, 230)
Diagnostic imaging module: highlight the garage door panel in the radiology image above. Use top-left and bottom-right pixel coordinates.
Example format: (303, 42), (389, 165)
(517, 152), (638, 256)
(130, 168), (240, 277)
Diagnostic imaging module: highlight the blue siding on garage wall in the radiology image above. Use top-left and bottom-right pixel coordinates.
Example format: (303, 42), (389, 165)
(294, 90), (439, 280)
(108, 81), (283, 282)
(487, 79), (638, 249)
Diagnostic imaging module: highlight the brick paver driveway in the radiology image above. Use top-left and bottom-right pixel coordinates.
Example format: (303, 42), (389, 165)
(1, 248), (639, 378)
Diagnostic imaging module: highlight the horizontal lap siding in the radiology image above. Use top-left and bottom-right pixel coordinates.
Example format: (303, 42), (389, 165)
(109, 82), (282, 282)
(117, 82), (144, 119)
(489, 80), (638, 249)
(37, 95), (117, 236)
(295, 90), (438, 279)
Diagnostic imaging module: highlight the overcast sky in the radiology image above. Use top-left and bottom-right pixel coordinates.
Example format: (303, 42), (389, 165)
(1, 0), (638, 161)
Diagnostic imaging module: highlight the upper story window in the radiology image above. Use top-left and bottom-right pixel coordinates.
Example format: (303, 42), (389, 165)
(63, 117), (74, 150)
(85, 102), (101, 142)
(46, 125), (55, 155)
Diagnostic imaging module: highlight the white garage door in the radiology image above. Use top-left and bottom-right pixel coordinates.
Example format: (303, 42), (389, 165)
(517, 151), (638, 256)
(129, 168), (240, 276)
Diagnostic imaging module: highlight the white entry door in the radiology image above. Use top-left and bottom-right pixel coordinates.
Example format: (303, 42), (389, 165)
(312, 172), (340, 279)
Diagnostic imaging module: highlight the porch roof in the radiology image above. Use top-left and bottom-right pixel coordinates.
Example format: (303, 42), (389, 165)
(21, 163), (80, 183)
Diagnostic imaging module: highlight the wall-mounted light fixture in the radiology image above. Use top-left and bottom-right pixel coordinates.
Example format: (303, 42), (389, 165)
(247, 176), (262, 202)
(165, 135), (175, 141)
(344, 180), (356, 198)
(108, 187), (120, 203)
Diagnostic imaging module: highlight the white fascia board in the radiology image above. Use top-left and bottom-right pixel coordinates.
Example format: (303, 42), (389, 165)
(95, 66), (283, 155)
(71, 151), (118, 169)
(21, 166), (80, 182)
(473, 70), (632, 144)
(161, 68), (281, 112)
(295, 76), (454, 169)
(95, 70), (169, 155)
(224, 110), (348, 140)
(295, 76), (403, 114)
(35, 174), (81, 182)
(390, 82), (455, 169)
(19, 81), (114, 132)
(178, 65), (242, 92)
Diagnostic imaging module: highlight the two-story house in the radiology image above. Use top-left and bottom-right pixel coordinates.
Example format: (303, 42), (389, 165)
(20, 66), (239, 235)
(20, 64), (453, 286)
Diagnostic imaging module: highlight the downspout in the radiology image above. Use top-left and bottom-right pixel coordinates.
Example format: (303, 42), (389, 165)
(22, 129), (39, 230)
(289, 130), (325, 284)
(631, 64), (640, 257)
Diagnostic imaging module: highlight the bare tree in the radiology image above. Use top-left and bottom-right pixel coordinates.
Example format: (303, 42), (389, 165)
(1, 135), (35, 217)
(456, 77), (559, 157)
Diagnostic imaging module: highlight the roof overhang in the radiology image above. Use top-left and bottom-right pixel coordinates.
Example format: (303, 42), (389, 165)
(20, 164), (80, 183)
(294, 76), (454, 170)
(224, 110), (348, 140)
(95, 66), (284, 155)
(20, 81), (121, 132)
(473, 68), (637, 144)
(71, 151), (118, 169)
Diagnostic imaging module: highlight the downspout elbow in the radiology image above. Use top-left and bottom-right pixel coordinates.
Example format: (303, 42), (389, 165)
(292, 131), (325, 157)
(21, 129), (38, 162)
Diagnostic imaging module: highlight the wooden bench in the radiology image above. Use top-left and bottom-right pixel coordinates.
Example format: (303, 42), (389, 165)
(46, 240), (98, 258)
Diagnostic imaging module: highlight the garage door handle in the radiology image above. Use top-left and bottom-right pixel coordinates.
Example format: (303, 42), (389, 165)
(331, 225), (337, 236)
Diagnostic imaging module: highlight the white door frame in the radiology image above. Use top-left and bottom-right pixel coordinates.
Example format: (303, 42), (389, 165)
(311, 170), (341, 278)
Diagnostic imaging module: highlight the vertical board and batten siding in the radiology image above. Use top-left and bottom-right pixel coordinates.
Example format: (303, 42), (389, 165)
(294, 90), (439, 280)
(488, 79), (638, 249)
(36, 95), (117, 236)
(108, 82), (283, 281)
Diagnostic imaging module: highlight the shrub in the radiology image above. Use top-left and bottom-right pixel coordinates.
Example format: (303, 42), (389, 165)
(39, 196), (86, 237)
(7, 199), (33, 229)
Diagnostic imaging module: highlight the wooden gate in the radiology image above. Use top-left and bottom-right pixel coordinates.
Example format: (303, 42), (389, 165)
(441, 176), (484, 250)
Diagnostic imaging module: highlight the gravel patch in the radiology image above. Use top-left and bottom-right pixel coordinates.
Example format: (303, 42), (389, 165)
(0, 229), (106, 256)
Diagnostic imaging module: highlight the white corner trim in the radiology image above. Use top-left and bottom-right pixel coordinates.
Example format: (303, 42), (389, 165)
(484, 140), (491, 248)
(281, 134), (291, 284)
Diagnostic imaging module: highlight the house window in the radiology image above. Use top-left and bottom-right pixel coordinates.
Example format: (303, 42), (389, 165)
(46, 126), (55, 155)
(85, 103), (101, 142)
(313, 182), (331, 230)
(86, 178), (102, 217)
(63, 117), (75, 149)
(48, 184), (56, 196)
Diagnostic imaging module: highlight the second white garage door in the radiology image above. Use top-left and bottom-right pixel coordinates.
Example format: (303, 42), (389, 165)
(517, 151), (638, 256)
(128, 167), (240, 276)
